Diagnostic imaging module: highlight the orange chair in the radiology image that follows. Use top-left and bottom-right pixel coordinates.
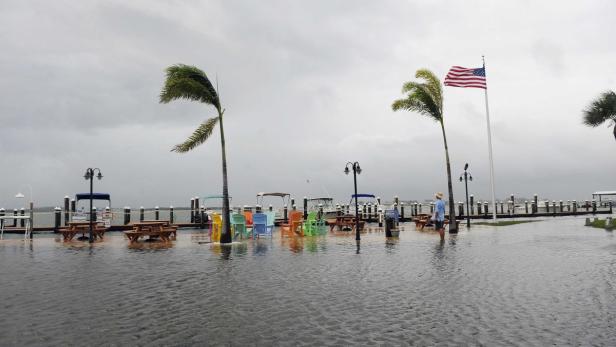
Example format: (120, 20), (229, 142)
(280, 211), (304, 236)
(243, 211), (253, 230)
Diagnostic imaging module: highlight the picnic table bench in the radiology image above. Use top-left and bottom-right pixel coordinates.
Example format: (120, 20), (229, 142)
(124, 221), (177, 243)
(327, 215), (365, 232)
(58, 221), (106, 241)
(413, 215), (449, 230)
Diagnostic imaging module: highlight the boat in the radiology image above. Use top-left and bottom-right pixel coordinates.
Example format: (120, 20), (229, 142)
(72, 193), (113, 228)
(349, 194), (385, 221)
(307, 197), (337, 219)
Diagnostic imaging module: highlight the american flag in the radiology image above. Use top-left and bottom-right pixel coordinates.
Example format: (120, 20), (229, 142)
(444, 66), (487, 89)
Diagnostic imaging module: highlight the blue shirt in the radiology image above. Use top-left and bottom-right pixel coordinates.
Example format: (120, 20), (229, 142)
(435, 199), (445, 221)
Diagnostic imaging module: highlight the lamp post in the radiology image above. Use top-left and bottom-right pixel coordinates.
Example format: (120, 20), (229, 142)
(344, 161), (362, 242)
(459, 163), (473, 228)
(15, 185), (33, 239)
(84, 168), (103, 243)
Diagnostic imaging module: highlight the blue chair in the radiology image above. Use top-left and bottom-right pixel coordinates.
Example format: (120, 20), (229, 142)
(252, 213), (269, 239)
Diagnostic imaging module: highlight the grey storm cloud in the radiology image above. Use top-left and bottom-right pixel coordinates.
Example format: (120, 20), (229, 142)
(0, 0), (615, 209)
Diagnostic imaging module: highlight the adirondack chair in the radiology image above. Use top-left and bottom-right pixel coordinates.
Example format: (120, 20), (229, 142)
(252, 213), (271, 238)
(231, 213), (249, 239)
(280, 210), (304, 236)
(303, 211), (325, 236)
(210, 213), (222, 242)
(265, 211), (276, 234)
(243, 211), (253, 230)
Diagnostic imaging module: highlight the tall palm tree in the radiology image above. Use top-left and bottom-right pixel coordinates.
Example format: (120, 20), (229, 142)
(583, 90), (616, 141)
(160, 64), (233, 243)
(392, 69), (457, 232)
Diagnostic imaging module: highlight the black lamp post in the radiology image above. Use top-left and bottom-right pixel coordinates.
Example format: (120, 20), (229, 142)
(344, 161), (362, 242)
(84, 168), (103, 243)
(459, 163), (473, 228)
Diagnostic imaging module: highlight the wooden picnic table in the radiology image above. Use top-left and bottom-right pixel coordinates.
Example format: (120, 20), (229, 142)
(124, 221), (176, 243)
(58, 221), (106, 241)
(327, 215), (365, 232)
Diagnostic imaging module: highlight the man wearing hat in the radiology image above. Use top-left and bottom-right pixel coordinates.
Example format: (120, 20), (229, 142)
(433, 192), (446, 241)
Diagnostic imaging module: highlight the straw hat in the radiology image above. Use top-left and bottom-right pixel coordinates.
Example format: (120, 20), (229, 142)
(435, 192), (444, 199)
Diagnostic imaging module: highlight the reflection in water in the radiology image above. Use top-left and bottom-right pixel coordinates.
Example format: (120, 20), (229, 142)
(127, 241), (174, 251)
(253, 239), (269, 255)
(282, 236), (304, 253)
(385, 237), (399, 252)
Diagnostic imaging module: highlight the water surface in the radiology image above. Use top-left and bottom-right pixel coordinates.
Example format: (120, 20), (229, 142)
(0, 218), (615, 346)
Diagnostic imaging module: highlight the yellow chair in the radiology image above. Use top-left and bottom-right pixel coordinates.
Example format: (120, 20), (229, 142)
(210, 213), (222, 242)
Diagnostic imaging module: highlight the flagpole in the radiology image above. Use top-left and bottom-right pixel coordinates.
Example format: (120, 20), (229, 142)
(482, 56), (497, 222)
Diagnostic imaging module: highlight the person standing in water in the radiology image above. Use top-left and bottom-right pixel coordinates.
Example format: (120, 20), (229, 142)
(433, 192), (446, 241)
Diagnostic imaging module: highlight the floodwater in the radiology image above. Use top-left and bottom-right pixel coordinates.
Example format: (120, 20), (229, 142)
(1, 217), (615, 346)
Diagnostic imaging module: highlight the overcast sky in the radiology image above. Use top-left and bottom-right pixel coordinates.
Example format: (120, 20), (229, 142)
(1, 0), (615, 209)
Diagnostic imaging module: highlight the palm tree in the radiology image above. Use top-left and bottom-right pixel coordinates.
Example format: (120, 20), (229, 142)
(392, 69), (457, 232)
(159, 64), (232, 243)
(583, 90), (616, 141)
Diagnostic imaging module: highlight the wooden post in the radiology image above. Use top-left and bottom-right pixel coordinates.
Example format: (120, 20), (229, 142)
(559, 200), (563, 213)
(303, 197), (308, 220)
(64, 196), (70, 226)
(269, 205), (273, 212)
(169, 206), (174, 224)
(139, 206), (144, 222)
(499, 201), (504, 214)
(155, 206), (159, 220)
(483, 202), (488, 217)
(291, 198), (295, 210)
(585, 200), (589, 212)
(552, 201), (556, 216)
(318, 204), (323, 220)
(400, 202), (405, 221)
(54, 207), (61, 231)
(0, 209), (4, 230)
(533, 194), (538, 213)
(592, 200), (596, 214)
(124, 207), (131, 225)
(190, 198), (195, 223)
(20, 208), (25, 227)
(610, 201), (613, 214)
(546, 200), (550, 213)
(573, 200), (577, 213)
(525, 201), (529, 214)
(92, 207), (97, 222)
(200, 206), (205, 229)
(292, 204), (297, 211)
(13, 209), (17, 227)
(336, 204), (341, 216)
(469, 195), (474, 215)
(283, 205), (288, 223)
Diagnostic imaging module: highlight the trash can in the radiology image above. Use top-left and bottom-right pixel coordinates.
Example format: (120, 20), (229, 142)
(384, 209), (399, 237)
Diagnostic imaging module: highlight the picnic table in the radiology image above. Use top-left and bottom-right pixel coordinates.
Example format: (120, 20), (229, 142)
(124, 221), (177, 243)
(413, 214), (449, 230)
(327, 214), (365, 232)
(58, 221), (106, 241)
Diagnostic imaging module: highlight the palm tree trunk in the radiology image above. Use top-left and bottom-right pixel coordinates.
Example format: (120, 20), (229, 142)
(613, 122), (616, 141)
(218, 111), (232, 244)
(439, 120), (457, 233)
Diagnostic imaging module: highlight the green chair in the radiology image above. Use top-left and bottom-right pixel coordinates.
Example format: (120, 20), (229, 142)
(303, 211), (325, 236)
(231, 213), (249, 239)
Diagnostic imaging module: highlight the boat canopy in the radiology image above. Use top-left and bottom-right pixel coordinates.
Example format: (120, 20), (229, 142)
(351, 194), (375, 199)
(592, 191), (616, 201)
(349, 194), (377, 204)
(75, 193), (111, 201)
(257, 192), (290, 198)
(256, 192), (291, 206)
(308, 197), (333, 201)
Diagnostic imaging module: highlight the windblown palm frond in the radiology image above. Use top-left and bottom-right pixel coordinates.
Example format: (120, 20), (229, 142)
(171, 117), (219, 153)
(415, 68), (442, 108)
(393, 80), (442, 121)
(583, 91), (616, 127)
(160, 64), (220, 109)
